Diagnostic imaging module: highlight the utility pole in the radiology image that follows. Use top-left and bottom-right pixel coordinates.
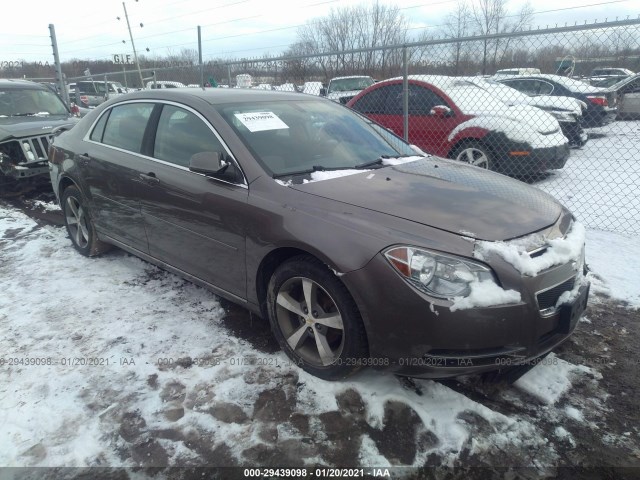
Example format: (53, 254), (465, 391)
(122, 2), (144, 87)
(49, 24), (70, 107)
(198, 26), (204, 88)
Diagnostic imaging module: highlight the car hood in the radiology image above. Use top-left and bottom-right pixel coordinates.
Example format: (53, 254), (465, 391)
(327, 89), (363, 100)
(465, 104), (560, 134)
(290, 158), (563, 241)
(0, 115), (77, 139)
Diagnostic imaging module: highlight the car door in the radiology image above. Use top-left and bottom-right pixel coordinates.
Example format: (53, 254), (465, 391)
(405, 84), (458, 157)
(81, 102), (155, 253)
(134, 102), (249, 299)
(620, 79), (640, 115)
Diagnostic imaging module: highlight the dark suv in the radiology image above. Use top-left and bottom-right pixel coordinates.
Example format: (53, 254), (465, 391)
(0, 79), (77, 191)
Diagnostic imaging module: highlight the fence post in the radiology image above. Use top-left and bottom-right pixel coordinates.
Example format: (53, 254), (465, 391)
(402, 45), (409, 142)
(198, 26), (204, 87)
(227, 64), (232, 87)
(49, 24), (70, 107)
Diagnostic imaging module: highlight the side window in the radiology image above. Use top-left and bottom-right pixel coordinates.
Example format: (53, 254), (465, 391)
(538, 81), (554, 95)
(90, 110), (110, 142)
(101, 103), (154, 153)
(408, 85), (447, 115)
(515, 80), (537, 95)
(383, 84), (403, 115)
(153, 105), (226, 169)
(350, 87), (387, 114)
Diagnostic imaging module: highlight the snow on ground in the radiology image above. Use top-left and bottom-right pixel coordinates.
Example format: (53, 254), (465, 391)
(585, 229), (640, 308)
(0, 205), (552, 468)
(537, 120), (640, 235)
(0, 198), (634, 468)
(513, 353), (601, 405)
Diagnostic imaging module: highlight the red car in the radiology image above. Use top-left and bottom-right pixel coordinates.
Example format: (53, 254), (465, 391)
(347, 76), (570, 177)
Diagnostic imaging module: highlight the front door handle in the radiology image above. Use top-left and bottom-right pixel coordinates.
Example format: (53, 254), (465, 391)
(139, 172), (160, 185)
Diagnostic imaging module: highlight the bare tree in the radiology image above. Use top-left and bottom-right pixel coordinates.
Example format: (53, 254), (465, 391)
(444, 1), (471, 75)
(469, 0), (534, 74)
(293, 1), (409, 81)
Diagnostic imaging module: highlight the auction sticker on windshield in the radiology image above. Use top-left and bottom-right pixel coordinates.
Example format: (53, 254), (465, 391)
(234, 111), (289, 132)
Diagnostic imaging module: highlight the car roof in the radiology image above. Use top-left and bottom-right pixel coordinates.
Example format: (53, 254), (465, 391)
(385, 75), (472, 90)
(330, 76), (372, 81)
(0, 78), (47, 90)
(108, 88), (310, 105)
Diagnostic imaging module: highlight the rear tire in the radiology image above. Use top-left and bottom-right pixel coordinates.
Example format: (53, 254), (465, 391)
(61, 185), (110, 256)
(267, 255), (368, 380)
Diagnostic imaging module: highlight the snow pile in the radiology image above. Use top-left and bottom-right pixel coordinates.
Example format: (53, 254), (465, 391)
(450, 279), (521, 311)
(514, 353), (599, 404)
(475, 221), (586, 277)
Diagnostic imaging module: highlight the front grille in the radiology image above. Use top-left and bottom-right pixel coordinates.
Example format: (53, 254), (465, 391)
(19, 135), (54, 163)
(536, 276), (575, 312)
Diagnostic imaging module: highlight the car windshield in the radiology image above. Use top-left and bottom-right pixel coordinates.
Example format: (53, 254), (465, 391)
(329, 77), (374, 93)
(216, 99), (416, 178)
(0, 88), (68, 117)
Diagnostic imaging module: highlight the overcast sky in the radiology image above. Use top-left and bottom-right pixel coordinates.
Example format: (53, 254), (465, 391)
(1, 0), (637, 63)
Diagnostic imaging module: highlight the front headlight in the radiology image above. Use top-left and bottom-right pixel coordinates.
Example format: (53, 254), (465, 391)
(384, 246), (497, 298)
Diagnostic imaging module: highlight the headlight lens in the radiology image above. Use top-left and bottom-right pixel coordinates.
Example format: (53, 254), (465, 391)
(384, 246), (497, 298)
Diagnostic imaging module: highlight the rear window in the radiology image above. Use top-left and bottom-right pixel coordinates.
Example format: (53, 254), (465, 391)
(100, 103), (154, 153)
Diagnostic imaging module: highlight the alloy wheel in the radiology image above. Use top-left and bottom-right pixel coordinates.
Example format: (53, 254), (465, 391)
(275, 276), (345, 367)
(65, 195), (90, 249)
(456, 147), (490, 169)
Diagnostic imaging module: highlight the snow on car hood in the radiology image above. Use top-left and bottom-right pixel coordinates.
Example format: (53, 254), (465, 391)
(291, 157), (563, 241)
(464, 104), (559, 134)
(448, 104), (567, 149)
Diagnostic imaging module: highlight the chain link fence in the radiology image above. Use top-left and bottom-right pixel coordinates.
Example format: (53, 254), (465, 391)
(32, 19), (640, 235)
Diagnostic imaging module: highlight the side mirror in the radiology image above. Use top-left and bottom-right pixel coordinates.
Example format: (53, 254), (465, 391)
(189, 152), (229, 176)
(430, 105), (452, 118)
(320, 87), (327, 96)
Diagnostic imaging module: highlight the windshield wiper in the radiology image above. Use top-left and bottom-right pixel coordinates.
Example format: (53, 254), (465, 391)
(272, 165), (356, 179)
(355, 154), (418, 170)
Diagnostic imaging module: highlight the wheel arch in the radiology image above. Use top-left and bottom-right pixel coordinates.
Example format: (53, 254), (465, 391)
(254, 247), (365, 326)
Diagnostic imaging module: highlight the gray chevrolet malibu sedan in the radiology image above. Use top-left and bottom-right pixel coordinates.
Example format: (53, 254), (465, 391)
(48, 89), (589, 380)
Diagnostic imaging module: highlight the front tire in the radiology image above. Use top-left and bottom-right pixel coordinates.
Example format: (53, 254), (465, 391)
(61, 185), (110, 256)
(267, 256), (368, 380)
(451, 141), (493, 170)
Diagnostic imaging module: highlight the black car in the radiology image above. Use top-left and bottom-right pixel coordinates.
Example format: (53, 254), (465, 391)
(494, 74), (617, 128)
(0, 79), (78, 192)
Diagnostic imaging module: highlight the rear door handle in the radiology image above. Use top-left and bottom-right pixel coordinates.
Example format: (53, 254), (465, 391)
(139, 172), (160, 185)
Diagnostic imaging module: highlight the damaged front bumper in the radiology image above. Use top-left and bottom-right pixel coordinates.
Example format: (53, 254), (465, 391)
(0, 134), (54, 180)
(0, 153), (49, 179)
